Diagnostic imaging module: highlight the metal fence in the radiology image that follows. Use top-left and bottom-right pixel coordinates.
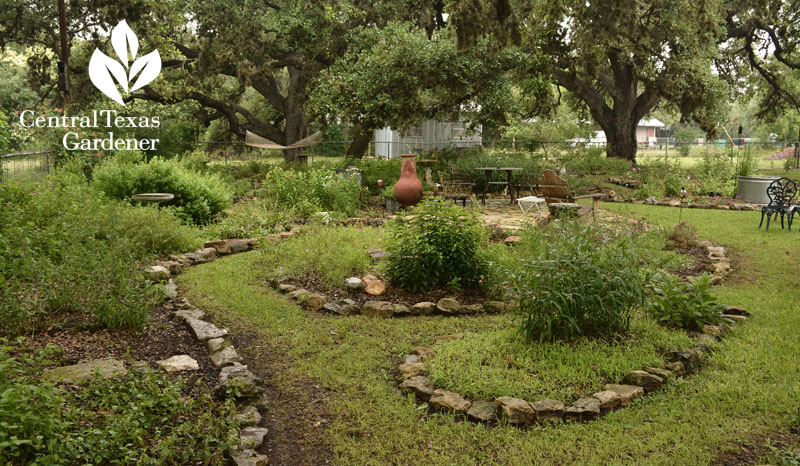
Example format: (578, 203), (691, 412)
(0, 151), (54, 184)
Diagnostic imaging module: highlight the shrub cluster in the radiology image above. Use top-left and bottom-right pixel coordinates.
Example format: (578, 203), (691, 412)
(510, 222), (648, 342)
(0, 175), (201, 334)
(0, 339), (238, 465)
(92, 155), (233, 224)
(259, 167), (362, 217)
(383, 199), (488, 292)
(646, 273), (727, 330)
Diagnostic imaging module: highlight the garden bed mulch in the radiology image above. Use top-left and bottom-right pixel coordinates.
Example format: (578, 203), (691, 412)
(283, 273), (488, 308)
(670, 244), (716, 279)
(27, 305), (220, 391)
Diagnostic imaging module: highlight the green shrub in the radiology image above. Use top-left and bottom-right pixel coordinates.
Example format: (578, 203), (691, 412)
(205, 198), (294, 239)
(559, 147), (633, 176)
(383, 199), (488, 292)
(510, 221), (649, 342)
(0, 339), (238, 465)
(351, 158), (404, 195)
(259, 167), (362, 217)
(93, 156), (233, 224)
(0, 177), (200, 334)
(646, 273), (727, 330)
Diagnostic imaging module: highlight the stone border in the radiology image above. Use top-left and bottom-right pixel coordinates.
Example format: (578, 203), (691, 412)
(396, 305), (750, 426)
(606, 196), (761, 211)
(686, 239), (733, 285)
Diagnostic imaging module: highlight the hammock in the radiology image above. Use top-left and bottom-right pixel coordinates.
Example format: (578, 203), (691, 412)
(244, 130), (322, 149)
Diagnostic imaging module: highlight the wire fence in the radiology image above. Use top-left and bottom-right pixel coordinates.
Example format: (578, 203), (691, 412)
(0, 151), (54, 184)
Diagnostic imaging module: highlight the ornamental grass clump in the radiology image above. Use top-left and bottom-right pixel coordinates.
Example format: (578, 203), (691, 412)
(511, 221), (649, 342)
(384, 199), (488, 293)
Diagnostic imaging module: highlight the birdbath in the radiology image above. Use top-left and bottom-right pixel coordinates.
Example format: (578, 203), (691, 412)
(417, 159), (437, 187)
(131, 193), (174, 205)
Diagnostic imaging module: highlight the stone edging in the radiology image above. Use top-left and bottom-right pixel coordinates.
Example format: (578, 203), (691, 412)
(396, 305), (750, 426)
(688, 239), (733, 285)
(606, 197), (761, 211)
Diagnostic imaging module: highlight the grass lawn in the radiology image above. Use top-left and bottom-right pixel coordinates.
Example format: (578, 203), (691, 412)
(178, 204), (800, 465)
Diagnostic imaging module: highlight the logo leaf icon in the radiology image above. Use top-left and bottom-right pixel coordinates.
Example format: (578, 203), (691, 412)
(88, 49), (128, 105)
(111, 20), (138, 67)
(129, 50), (162, 92)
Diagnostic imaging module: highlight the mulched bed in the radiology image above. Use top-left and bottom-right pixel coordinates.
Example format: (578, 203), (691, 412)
(283, 272), (488, 308)
(28, 305), (220, 390)
(669, 244), (716, 280)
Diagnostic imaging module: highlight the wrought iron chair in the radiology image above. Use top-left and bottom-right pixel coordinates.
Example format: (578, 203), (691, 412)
(438, 171), (474, 207)
(759, 177), (797, 231)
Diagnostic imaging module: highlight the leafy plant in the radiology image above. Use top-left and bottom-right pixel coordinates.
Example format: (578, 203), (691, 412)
(646, 272), (727, 330)
(205, 198), (293, 239)
(666, 221), (699, 248)
(259, 167), (362, 217)
(383, 199), (488, 292)
(510, 221), (649, 342)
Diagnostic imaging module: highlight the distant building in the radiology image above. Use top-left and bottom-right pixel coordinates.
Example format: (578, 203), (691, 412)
(373, 120), (482, 159)
(570, 118), (665, 147)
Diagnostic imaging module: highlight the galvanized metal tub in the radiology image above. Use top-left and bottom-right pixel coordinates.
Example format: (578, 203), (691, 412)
(736, 176), (780, 204)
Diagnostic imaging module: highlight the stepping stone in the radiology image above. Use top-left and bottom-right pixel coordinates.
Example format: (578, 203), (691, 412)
(467, 400), (497, 422)
(157, 355), (199, 372)
(399, 375), (435, 401)
(186, 317), (228, 341)
(429, 390), (471, 414)
(42, 358), (127, 384)
(495, 396), (536, 425)
(565, 397), (601, 421)
(622, 370), (664, 391)
(530, 399), (565, 421)
(602, 384), (644, 407)
(239, 427), (268, 449)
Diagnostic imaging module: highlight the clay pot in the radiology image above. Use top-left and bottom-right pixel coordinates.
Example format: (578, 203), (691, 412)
(393, 154), (423, 207)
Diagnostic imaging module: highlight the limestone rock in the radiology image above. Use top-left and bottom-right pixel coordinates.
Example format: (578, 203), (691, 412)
(460, 304), (484, 314)
(157, 355), (199, 372)
(364, 280), (386, 296)
(411, 302), (437, 315)
(590, 390), (621, 410)
(230, 449), (269, 466)
(644, 367), (673, 381)
(164, 279), (178, 298)
(42, 359), (127, 384)
(217, 364), (264, 399)
(504, 236), (521, 244)
(404, 354), (419, 364)
(158, 260), (183, 275)
(723, 314), (747, 323)
(174, 308), (205, 321)
(207, 338), (230, 353)
(706, 245), (726, 257)
(240, 427), (269, 449)
(392, 304), (411, 315)
(713, 262), (731, 274)
(399, 375), (435, 401)
(429, 389), (471, 414)
(398, 362), (426, 380)
(436, 298), (461, 314)
(702, 324), (724, 337)
(668, 349), (703, 371)
(288, 289), (309, 300)
(411, 346), (435, 360)
(483, 301), (507, 313)
(724, 305), (749, 316)
(622, 370), (664, 391)
(204, 240), (231, 254)
(362, 300), (393, 317)
(279, 231), (293, 239)
(235, 405), (262, 427)
(145, 265), (170, 281)
(211, 345), (241, 367)
(467, 400), (497, 422)
(663, 361), (686, 377)
(530, 399), (565, 421)
(565, 397), (601, 421)
(180, 252), (207, 264)
(227, 239), (250, 253)
(196, 247), (217, 260)
(301, 293), (325, 311)
(344, 277), (365, 292)
(278, 284), (297, 293)
(361, 274), (381, 288)
(186, 317), (228, 341)
(602, 384), (644, 407)
(495, 396), (536, 425)
(334, 299), (360, 316)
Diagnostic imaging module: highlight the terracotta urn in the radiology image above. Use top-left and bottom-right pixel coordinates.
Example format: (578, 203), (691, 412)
(393, 154), (423, 207)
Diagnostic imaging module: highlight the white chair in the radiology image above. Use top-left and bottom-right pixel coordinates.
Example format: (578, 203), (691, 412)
(517, 196), (547, 216)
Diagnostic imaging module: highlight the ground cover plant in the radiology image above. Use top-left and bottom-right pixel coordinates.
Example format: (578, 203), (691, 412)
(0, 338), (238, 465)
(0, 174), (201, 335)
(177, 201), (800, 465)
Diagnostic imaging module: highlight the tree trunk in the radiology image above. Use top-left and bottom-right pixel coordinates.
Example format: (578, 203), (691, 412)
(346, 125), (372, 158)
(282, 66), (312, 162)
(601, 116), (638, 163)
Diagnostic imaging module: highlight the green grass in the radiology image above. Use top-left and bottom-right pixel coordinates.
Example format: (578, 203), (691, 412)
(428, 321), (692, 402)
(178, 203), (800, 465)
(256, 225), (383, 288)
